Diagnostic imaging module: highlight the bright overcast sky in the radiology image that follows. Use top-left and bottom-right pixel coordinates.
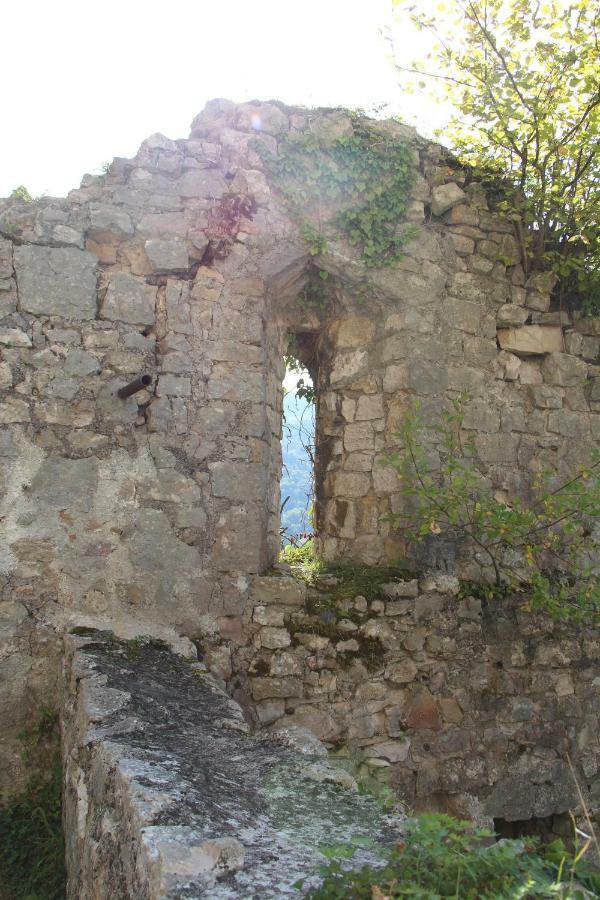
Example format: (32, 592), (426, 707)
(1, 0), (448, 199)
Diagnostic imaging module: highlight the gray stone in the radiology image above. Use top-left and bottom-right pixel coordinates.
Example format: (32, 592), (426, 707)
(145, 239), (189, 273)
(541, 352), (588, 387)
(431, 183), (467, 216)
(88, 204), (134, 237)
(498, 325), (564, 356)
(14, 245), (98, 319)
(101, 272), (156, 326)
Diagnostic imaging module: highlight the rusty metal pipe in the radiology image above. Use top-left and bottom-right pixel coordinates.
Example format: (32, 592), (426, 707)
(117, 374), (152, 399)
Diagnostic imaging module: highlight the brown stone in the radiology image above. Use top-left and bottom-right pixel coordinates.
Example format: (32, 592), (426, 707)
(406, 689), (443, 731)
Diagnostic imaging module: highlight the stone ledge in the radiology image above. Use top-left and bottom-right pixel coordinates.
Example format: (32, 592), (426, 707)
(62, 631), (401, 898)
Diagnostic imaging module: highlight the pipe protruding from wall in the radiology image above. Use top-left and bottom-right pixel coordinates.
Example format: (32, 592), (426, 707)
(117, 374), (152, 399)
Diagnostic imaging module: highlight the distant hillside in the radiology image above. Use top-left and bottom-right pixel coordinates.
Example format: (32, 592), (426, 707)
(280, 391), (314, 541)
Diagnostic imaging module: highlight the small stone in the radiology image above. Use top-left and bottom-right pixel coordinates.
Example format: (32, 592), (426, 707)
(385, 659), (418, 684)
(354, 596), (368, 612)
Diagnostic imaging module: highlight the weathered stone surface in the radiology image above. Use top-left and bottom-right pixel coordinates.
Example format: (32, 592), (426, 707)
(497, 325), (564, 356)
(100, 272), (156, 325)
(14, 245), (98, 319)
(541, 352), (588, 386)
(144, 239), (189, 273)
(64, 634), (398, 899)
(431, 182), (466, 216)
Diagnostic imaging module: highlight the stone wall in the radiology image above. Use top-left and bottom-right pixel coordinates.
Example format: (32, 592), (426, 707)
(213, 570), (599, 830)
(0, 99), (599, 798)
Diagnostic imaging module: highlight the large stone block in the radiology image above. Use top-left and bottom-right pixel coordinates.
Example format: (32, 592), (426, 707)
(14, 245), (98, 319)
(497, 326), (564, 356)
(541, 352), (588, 387)
(100, 272), (156, 325)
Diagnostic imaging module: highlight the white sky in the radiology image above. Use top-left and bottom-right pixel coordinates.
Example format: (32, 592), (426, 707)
(1, 0), (448, 199)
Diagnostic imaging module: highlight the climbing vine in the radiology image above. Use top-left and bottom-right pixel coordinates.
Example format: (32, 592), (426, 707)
(256, 119), (418, 268)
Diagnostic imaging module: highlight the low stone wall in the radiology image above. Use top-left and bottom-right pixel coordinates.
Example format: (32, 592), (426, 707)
(205, 571), (600, 829)
(62, 631), (402, 898)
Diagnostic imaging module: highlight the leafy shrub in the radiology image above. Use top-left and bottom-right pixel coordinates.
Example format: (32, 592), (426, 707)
(307, 813), (600, 898)
(384, 396), (600, 622)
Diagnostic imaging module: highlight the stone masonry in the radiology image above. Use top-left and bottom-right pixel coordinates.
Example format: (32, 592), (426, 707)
(0, 100), (598, 836)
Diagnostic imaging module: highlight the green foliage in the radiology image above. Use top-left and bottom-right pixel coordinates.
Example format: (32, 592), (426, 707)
(10, 185), (33, 203)
(281, 537), (320, 570)
(394, 0), (600, 312)
(0, 709), (65, 900)
(307, 813), (600, 898)
(256, 119), (417, 269)
(384, 396), (600, 622)
(284, 334), (317, 404)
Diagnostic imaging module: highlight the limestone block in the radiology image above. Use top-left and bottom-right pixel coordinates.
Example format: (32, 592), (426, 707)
(251, 576), (306, 607)
(330, 349), (368, 385)
(333, 472), (370, 498)
(101, 272), (156, 326)
(63, 349), (101, 377)
(0, 327), (31, 347)
(541, 352), (588, 386)
(355, 395), (384, 421)
(496, 304), (529, 327)
(175, 169), (228, 198)
(446, 297), (483, 334)
(210, 461), (265, 502)
(530, 385), (563, 409)
(344, 423), (374, 452)
(526, 291), (551, 312)
(157, 375), (192, 397)
(381, 580), (419, 599)
(251, 677), (302, 700)
(259, 627), (291, 650)
(444, 204), (478, 226)
(333, 316), (375, 348)
(448, 232), (475, 256)
(385, 659), (418, 684)
(145, 239), (189, 273)
(383, 364), (408, 393)
(14, 245), (98, 319)
(252, 606), (285, 628)
(88, 204), (134, 237)
(497, 325), (563, 356)
(367, 739), (411, 763)
(431, 182), (466, 216)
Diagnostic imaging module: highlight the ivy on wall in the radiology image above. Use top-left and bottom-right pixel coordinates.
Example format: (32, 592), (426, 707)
(256, 119), (418, 268)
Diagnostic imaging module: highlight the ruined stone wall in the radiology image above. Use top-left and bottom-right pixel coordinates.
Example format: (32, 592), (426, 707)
(214, 571), (599, 829)
(0, 99), (598, 797)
